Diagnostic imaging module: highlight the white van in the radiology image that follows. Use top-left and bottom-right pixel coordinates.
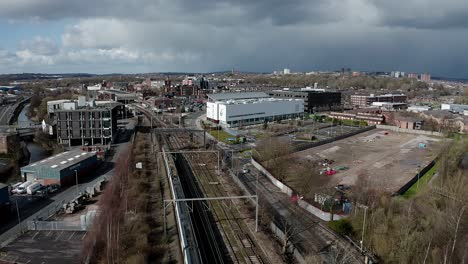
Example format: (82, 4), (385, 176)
(26, 182), (42, 195)
(11, 182), (23, 194)
(16, 181), (32, 194)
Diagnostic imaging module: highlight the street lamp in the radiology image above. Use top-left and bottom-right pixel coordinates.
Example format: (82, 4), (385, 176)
(357, 203), (369, 252)
(74, 170), (79, 196)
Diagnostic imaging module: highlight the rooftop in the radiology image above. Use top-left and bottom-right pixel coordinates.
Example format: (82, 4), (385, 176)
(424, 110), (459, 120)
(0, 183), (7, 189)
(54, 102), (121, 112)
(21, 150), (96, 172)
(47, 99), (72, 105)
(207, 92), (269, 101)
(213, 97), (303, 105)
(271, 88), (337, 93)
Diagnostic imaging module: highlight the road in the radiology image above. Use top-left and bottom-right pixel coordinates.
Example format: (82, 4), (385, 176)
(0, 119), (135, 248)
(0, 104), (17, 126)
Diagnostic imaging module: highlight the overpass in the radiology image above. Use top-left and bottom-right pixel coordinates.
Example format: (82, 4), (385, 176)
(0, 124), (41, 138)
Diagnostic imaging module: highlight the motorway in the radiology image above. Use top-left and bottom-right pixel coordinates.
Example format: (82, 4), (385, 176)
(0, 119), (135, 248)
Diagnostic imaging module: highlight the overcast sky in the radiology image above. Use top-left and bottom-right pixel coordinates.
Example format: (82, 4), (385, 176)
(0, 0), (467, 78)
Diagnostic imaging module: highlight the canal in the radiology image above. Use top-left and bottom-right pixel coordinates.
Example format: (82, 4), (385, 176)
(17, 104), (51, 163)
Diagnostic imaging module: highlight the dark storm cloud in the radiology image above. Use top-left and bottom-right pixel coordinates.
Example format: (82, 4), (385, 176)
(0, 0), (337, 26)
(1, 0), (468, 77)
(372, 0), (468, 29)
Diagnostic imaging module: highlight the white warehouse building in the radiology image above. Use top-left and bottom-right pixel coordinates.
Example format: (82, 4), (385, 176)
(207, 97), (304, 127)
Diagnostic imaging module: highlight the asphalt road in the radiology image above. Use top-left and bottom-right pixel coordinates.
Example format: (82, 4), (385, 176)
(0, 104), (17, 126)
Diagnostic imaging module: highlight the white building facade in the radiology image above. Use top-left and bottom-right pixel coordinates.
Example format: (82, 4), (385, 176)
(207, 98), (304, 127)
(441, 104), (468, 114)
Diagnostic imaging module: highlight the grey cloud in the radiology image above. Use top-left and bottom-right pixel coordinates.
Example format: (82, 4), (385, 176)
(19, 37), (59, 55)
(0, 0), (339, 26)
(372, 1), (468, 29)
(1, 0), (468, 77)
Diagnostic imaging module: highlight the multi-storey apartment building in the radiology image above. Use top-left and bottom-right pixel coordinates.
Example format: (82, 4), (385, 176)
(56, 103), (122, 146)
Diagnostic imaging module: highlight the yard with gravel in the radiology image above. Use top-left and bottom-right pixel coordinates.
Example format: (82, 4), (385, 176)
(269, 129), (446, 198)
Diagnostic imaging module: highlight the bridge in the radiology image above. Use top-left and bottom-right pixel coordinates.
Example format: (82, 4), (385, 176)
(0, 124), (41, 137)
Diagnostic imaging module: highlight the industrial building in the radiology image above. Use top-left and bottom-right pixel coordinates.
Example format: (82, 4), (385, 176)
(207, 92), (270, 102)
(407, 105), (431, 113)
(350, 94), (406, 108)
(207, 96), (304, 127)
(267, 88), (342, 113)
(56, 103), (121, 146)
(20, 150), (99, 186)
(441, 104), (468, 115)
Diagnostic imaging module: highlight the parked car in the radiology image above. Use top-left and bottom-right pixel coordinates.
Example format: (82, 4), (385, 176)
(16, 181), (32, 194)
(10, 182), (23, 194)
(47, 184), (60, 194)
(335, 184), (351, 191)
(241, 167), (250, 174)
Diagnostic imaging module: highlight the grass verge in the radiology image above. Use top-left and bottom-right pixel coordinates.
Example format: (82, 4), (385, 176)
(209, 129), (238, 144)
(402, 162), (439, 199)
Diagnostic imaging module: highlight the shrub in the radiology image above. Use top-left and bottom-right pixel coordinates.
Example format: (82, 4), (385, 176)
(328, 218), (353, 236)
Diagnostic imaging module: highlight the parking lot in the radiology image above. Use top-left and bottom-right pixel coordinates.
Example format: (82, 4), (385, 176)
(0, 230), (86, 264)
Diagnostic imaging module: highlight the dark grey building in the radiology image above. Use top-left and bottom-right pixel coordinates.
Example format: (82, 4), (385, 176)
(56, 103), (122, 146)
(268, 89), (342, 113)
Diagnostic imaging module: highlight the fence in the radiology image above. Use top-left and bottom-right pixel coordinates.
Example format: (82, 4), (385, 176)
(293, 125), (376, 152)
(251, 158), (345, 221)
(376, 125), (444, 137)
(27, 220), (87, 231)
(393, 160), (436, 196)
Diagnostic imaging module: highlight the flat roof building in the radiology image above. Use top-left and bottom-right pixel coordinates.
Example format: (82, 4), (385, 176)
(20, 150), (99, 186)
(268, 88), (341, 113)
(207, 97), (304, 128)
(207, 92), (270, 102)
(351, 94), (406, 108)
(56, 103), (122, 146)
(441, 104), (468, 114)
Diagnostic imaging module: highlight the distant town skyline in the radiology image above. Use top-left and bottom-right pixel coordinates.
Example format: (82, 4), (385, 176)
(0, 0), (467, 78)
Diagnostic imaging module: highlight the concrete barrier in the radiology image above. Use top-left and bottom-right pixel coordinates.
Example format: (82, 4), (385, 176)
(251, 158), (294, 196)
(251, 157), (345, 221)
(376, 125), (444, 137)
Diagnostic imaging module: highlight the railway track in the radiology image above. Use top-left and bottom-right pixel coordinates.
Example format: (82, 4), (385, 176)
(167, 136), (229, 263)
(187, 151), (266, 264)
(168, 134), (267, 264)
(137, 105), (267, 263)
(241, 168), (363, 263)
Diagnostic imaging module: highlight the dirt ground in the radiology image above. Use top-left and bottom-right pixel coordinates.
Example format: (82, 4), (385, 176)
(284, 129), (445, 194)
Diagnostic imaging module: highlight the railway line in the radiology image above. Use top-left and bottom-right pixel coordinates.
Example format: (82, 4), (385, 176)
(136, 104), (363, 263)
(183, 150), (266, 263)
(137, 103), (268, 263)
(167, 134), (267, 263)
(240, 167), (363, 263)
